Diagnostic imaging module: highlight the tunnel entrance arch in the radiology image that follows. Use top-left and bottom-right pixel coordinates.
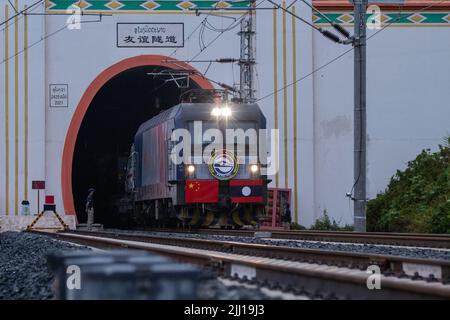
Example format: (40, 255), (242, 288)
(61, 55), (213, 225)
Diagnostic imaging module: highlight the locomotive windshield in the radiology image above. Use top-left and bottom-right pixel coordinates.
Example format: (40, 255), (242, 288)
(188, 121), (258, 158)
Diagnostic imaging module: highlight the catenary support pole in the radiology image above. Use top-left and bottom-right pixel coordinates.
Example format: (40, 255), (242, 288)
(353, 0), (367, 232)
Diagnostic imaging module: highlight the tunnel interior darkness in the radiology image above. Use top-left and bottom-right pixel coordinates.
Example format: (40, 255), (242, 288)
(72, 65), (201, 226)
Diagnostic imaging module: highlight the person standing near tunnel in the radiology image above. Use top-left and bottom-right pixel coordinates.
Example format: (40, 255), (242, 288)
(86, 188), (96, 227)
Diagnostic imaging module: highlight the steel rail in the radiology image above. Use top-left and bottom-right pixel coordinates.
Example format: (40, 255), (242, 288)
(136, 228), (450, 249)
(58, 230), (450, 284)
(34, 230), (450, 299)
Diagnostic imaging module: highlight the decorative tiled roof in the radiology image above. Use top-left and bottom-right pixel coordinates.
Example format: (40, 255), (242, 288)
(313, 0), (450, 11)
(45, 0), (252, 12)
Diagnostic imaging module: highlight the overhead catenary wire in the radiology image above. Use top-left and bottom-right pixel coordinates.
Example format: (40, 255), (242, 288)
(267, 0), (345, 43)
(4, 0), (444, 101)
(1, 0), (41, 32)
(257, 0), (448, 202)
(7, 0), (18, 14)
(178, 0), (346, 97)
(148, 68), (237, 97)
(1, 15), (105, 66)
(254, 0), (448, 202)
(257, 0), (448, 102)
(286, 0), (298, 10)
(192, 13), (248, 61)
(164, 58), (239, 63)
(299, 0), (350, 38)
(203, 16), (238, 32)
(267, 0), (320, 31)
(0, 0), (43, 27)
(160, 0), (265, 94)
(366, 0), (447, 40)
(187, 0), (265, 63)
(1, 0), (110, 32)
(169, 0), (235, 58)
(348, 0), (447, 199)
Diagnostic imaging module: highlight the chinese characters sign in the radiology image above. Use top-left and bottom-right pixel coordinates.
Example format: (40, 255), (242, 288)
(117, 23), (184, 48)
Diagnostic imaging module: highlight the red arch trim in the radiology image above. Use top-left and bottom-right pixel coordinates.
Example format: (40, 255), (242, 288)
(61, 55), (214, 215)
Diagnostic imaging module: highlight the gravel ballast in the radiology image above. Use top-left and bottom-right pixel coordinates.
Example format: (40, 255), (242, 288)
(0, 232), (277, 300)
(0, 231), (89, 300)
(103, 229), (450, 261)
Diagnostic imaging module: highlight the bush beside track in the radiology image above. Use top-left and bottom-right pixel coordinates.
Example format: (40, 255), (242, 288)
(367, 137), (450, 234)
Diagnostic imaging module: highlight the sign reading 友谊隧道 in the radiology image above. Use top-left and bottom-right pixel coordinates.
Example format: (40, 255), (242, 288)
(117, 23), (184, 48)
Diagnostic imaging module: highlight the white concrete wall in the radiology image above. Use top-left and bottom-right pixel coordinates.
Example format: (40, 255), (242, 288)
(313, 20), (450, 226)
(41, 5), (311, 223)
(0, 0), (46, 216)
(43, 9), (256, 216)
(255, 4), (314, 226)
(1, 2), (449, 229)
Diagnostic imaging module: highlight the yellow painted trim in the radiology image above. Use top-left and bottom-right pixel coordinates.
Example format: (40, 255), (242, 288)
(4, 5), (9, 215)
(292, 6), (298, 224)
(14, 0), (19, 215)
(24, 5), (29, 201)
(272, 8), (279, 188)
(282, 1), (288, 189)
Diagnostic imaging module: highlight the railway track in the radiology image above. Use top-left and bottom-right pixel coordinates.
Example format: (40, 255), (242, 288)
(138, 228), (450, 249)
(33, 230), (450, 299)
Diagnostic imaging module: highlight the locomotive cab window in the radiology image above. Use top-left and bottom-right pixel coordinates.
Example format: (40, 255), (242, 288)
(225, 121), (258, 160)
(187, 121), (258, 158)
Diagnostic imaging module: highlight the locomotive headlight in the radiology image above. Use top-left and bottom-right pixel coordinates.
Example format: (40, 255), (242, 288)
(187, 165), (195, 174)
(211, 106), (232, 117)
(211, 107), (221, 117)
(222, 106), (232, 117)
(250, 164), (259, 173)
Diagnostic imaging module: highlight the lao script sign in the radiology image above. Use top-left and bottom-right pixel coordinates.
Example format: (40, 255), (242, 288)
(49, 84), (68, 108)
(117, 23), (184, 48)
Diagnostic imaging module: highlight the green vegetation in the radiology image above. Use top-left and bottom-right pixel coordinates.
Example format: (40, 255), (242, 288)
(289, 223), (307, 230)
(367, 137), (450, 234)
(309, 210), (354, 231)
(291, 210), (354, 231)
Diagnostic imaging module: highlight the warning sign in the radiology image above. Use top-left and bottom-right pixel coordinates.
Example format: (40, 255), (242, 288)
(49, 84), (68, 108)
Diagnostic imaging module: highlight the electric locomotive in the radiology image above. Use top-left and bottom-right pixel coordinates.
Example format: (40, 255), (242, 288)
(124, 102), (267, 227)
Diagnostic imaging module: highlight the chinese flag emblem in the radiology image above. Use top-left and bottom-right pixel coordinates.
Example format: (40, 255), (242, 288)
(185, 180), (219, 203)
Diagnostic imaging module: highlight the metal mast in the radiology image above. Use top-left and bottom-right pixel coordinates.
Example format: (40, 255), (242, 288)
(238, 0), (256, 103)
(353, 0), (367, 232)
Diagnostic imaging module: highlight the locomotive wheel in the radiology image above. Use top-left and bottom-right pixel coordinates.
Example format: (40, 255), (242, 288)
(189, 207), (202, 227)
(218, 212), (229, 227)
(231, 211), (244, 226)
(202, 211), (216, 227)
(175, 205), (263, 229)
(243, 206), (259, 226)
